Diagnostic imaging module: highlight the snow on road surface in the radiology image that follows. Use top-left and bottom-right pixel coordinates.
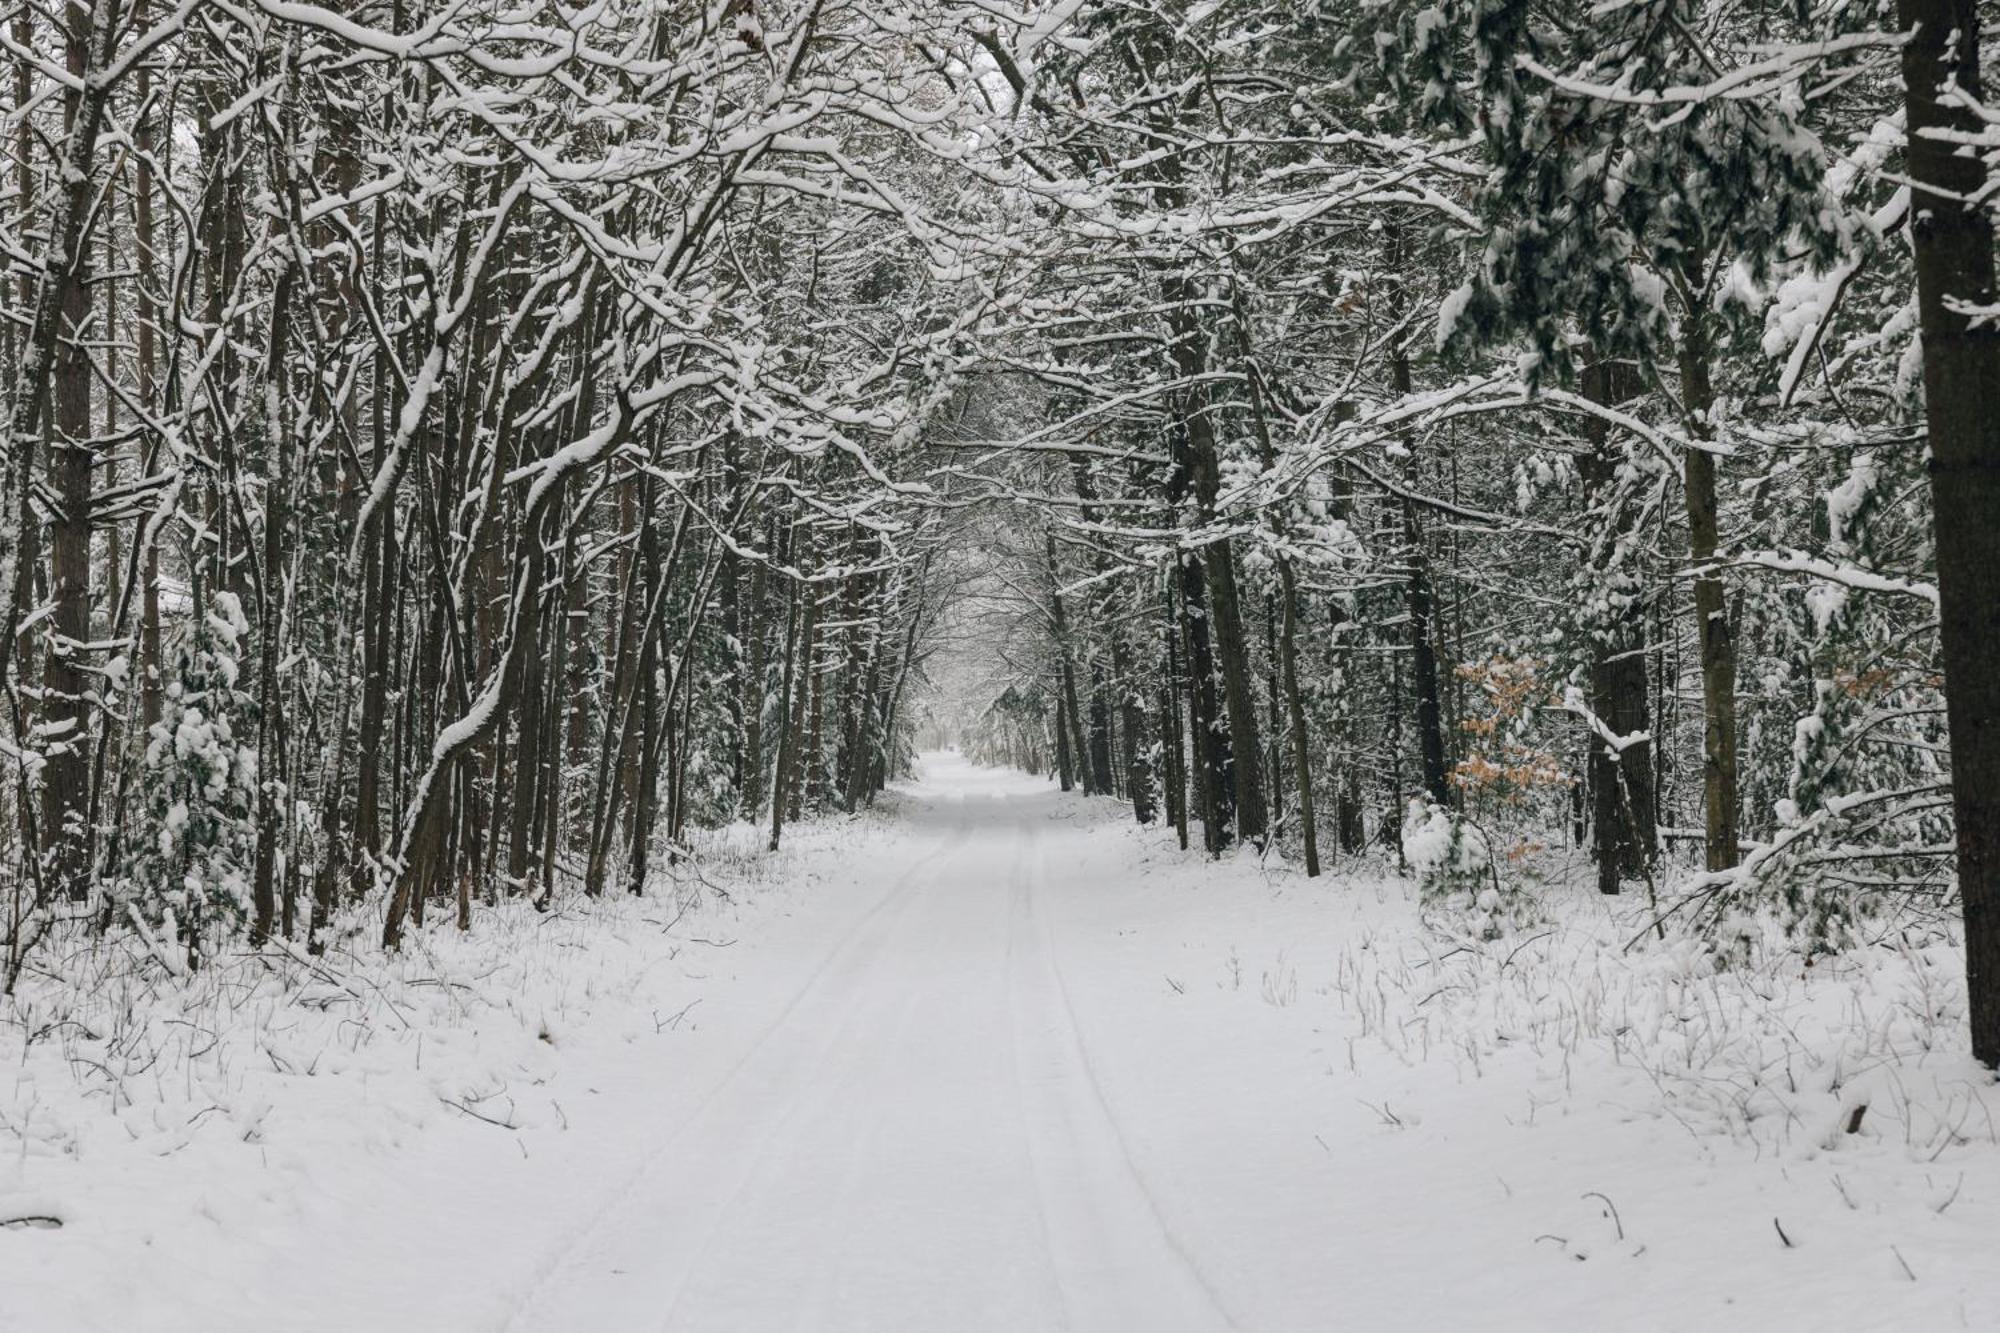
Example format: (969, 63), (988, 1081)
(8, 752), (2000, 1331)
(506, 755), (1238, 1333)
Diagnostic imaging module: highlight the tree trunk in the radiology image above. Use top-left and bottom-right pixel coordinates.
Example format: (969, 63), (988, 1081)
(1054, 694), (1076, 791)
(1896, 0), (2000, 1064)
(625, 618), (663, 895)
(1677, 253), (1740, 871)
(41, 161), (94, 902)
(354, 505), (400, 888)
(1045, 531), (1092, 792)
(1199, 535), (1268, 846)
(1159, 579), (1188, 846)
(1247, 367), (1319, 874)
(250, 264), (297, 939)
(1180, 553), (1229, 852)
(742, 514), (771, 817)
(1276, 564), (1319, 874)
(1579, 361), (1658, 894)
(1390, 341), (1449, 807)
(6, 0), (124, 903)
(1115, 637), (1154, 824)
(801, 577), (826, 814)
(768, 534), (802, 851)
(1087, 659), (1115, 796)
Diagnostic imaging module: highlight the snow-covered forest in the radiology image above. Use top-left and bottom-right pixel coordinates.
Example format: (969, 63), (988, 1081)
(4, 0), (2000, 1327)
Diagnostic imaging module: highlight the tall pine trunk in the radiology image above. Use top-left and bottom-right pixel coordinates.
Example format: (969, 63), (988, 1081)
(1389, 335), (1448, 807)
(1896, 0), (2000, 1064)
(1579, 361), (1657, 895)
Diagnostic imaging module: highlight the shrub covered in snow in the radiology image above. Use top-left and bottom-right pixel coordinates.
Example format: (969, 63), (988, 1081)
(115, 590), (261, 965)
(1403, 798), (1532, 939)
(1403, 798), (1489, 899)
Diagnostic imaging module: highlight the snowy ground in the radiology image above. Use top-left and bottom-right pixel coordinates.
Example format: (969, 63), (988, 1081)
(5, 752), (1999, 1331)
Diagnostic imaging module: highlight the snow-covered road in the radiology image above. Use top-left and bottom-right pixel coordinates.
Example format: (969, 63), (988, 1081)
(13, 751), (2000, 1332)
(508, 754), (1240, 1332)
(496, 753), (2000, 1333)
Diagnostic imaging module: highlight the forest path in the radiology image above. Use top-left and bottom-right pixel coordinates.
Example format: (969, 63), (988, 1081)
(22, 751), (1986, 1332)
(505, 753), (1241, 1332)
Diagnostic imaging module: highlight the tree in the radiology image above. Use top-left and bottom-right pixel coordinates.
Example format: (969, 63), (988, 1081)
(1895, 0), (2000, 1063)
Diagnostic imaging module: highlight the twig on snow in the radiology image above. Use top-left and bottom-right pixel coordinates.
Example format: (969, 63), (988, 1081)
(1582, 1191), (1624, 1242)
(440, 1097), (518, 1130)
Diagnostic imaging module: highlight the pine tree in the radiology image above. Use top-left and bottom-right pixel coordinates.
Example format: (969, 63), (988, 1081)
(120, 591), (260, 966)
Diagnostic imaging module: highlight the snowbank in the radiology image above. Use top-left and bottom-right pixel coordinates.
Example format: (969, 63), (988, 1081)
(1043, 817), (2000, 1329)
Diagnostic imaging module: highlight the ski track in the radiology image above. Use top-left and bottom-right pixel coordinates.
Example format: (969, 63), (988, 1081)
(507, 758), (1239, 1333)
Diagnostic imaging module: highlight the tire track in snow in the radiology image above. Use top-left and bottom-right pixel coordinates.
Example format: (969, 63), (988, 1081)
(1009, 815), (1243, 1332)
(786, 982), (924, 1331)
(512, 779), (1242, 1332)
(649, 959), (928, 1332)
(645, 793), (1058, 1331)
(1004, 821), (1082, 1331)
(500, 813), (974, 1332)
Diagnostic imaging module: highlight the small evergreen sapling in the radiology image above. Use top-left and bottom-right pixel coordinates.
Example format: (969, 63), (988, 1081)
(121, 591), (260, 966)
(1404, 797), (1528, 939)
